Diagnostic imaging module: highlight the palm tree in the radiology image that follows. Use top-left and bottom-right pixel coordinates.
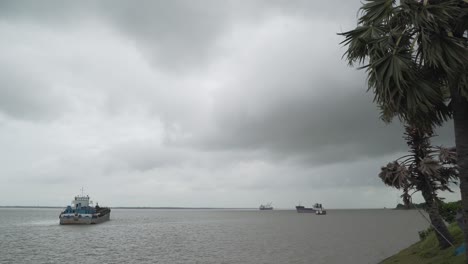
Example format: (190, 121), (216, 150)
(402, 186), (411, 209)
(379, 126), (458, 248)
(339, 0), (467, 255)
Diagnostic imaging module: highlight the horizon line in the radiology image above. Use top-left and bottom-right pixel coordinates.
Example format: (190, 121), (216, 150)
(0, 205), (391, 210)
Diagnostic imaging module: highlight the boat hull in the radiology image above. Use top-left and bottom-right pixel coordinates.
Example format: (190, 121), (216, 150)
(60, 213), (110, 225)
(296, 208), (327, 214)
(296, 208), (315, 213)
(296, 205), (327, 215)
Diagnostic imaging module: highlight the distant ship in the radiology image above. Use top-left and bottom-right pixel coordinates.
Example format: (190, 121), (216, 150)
(296, 203), (326, 215)
(59, 193), (111, 225)
(259, 202), (273, 210)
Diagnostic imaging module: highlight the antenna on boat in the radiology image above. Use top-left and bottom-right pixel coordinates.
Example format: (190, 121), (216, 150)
(81, 187), (84, 196)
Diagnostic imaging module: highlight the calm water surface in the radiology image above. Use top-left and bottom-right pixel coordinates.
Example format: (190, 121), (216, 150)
(0, 208), (428, 264)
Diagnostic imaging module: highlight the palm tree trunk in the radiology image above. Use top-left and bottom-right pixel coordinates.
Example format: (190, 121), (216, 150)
(451, 85), (468, 261)
(420, 186), (454, 249)
(410, 127), (455, 249)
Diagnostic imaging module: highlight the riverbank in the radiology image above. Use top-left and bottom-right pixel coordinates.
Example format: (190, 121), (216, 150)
(380, 223), (465, 263)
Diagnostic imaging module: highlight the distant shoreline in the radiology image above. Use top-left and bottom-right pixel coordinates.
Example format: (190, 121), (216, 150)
(0, 206), (389, 210)
(0, 206), (257, 210)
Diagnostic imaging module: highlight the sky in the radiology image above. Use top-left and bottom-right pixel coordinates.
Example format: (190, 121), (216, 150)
(0, 0), (460, 208)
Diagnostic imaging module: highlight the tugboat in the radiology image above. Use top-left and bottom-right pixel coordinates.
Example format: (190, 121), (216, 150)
(59, 192), (111, 225)
(259, 202), (273, 210)
(296, 203), (326, 215)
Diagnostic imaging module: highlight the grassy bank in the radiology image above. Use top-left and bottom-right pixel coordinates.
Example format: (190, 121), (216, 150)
(380, 223), (465, 264)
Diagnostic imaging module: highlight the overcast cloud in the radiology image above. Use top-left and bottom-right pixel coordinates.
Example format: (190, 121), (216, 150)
(0, 0), (458, 208)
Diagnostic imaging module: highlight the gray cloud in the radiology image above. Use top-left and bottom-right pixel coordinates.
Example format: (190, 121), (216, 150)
(0, 0), (362, 72)
(0, 0), (458, 207)
(0, 67), (62, 120)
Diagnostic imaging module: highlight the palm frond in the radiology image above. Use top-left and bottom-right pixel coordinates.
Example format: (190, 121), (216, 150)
(339, 0), (466, 128)
(339, 25), (387, 65)
(438, 167), (458, 181)
(419, 157), (441, 177)
(359, 0), (396, 24)
(438, 146), (457, 164)
(379, 161), (410, 189)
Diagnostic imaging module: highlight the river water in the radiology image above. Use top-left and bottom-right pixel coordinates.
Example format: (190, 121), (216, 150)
(0, 208), (428, 264)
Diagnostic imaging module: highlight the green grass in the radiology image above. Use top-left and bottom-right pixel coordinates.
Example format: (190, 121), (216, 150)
(380, 223), (466, 264)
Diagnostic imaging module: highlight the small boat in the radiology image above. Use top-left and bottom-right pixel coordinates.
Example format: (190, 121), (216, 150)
(59, 193), (111, 225)
(259, 202), (273, 210)
(296, 203), (326, 215)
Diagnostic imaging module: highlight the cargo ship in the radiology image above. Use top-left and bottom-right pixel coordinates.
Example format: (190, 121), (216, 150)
(59, 193), (111, 225)
(295, 203), (326, 215)
(259, 202), (273, 210)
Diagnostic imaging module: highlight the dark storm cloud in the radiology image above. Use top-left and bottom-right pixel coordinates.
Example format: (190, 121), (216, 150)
(168, 14), (408, 164)
(203, 88), (405, 160)
(96, 0), (362, 71)
(97, 0), (232, 71)
(0, 0), (458, 207)
(0, 0), (449, 151)
(0, 0), (362, 72)
(0, 0), (231, 71)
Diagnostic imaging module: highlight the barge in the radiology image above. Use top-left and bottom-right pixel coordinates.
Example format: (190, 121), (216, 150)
(59, 193), (111, 225)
